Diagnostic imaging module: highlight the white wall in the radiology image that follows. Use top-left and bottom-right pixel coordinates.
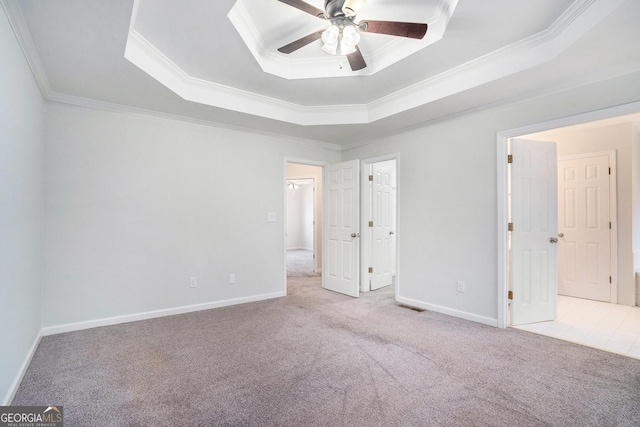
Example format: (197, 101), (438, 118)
(342, 72), (640, 325)
(286, 180), (313, 250)
(42, 103), (339, 330)
(527, 123), (635, 305)
(0, 9), (45, 404)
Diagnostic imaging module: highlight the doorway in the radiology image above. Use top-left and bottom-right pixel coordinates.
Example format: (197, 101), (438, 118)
(498, 109), (640, 329)
(285, 162), (323, 280)
(286, 178), (316, 276)
(506, 141), (617, 325)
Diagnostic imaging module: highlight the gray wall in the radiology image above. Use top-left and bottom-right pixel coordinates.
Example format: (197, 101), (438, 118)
(0, 10), (45, 404)
(42, 103), (340, 329)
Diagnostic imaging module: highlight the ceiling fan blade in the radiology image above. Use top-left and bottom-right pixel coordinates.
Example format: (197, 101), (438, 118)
(277, 0), (326, 18)
(347, 46), (366, 71)
(360, 20), (427, 39)
(278, 30), (324, 54)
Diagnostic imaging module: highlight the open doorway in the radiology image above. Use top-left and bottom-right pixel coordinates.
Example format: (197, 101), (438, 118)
(499, 110), (640, 357)
(286, 178), (316, 276)
(285, 163), (323, 281)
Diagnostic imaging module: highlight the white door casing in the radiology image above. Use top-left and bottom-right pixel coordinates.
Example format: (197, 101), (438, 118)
(370, 161), (395, 290)
(558, 153), (613, 302)
(510, 139), (558, 326)
(323, 160), (360, 297)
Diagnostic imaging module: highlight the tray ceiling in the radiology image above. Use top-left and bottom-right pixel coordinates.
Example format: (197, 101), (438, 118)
(5, 0), (639, 146)
(123, 0), (621, 125)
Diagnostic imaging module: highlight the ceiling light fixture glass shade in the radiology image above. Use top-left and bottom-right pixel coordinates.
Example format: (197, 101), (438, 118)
(341, 25), (360, 54)
(322, 24), (360, 56)
(321, 25), (340, 54)
(342, 0), (366, 17)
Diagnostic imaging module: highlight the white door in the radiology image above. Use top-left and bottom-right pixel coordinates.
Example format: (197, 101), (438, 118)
(510, 139), (558, 325)
(323, 160), (360, 297)
(558, 154), (611, 302)
(370, 161), (395, 290)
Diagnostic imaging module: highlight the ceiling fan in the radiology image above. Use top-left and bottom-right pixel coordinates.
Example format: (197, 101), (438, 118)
(277, 0), (428, 71)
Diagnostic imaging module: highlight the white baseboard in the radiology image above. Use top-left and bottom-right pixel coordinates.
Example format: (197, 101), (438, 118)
(2, 330), (42, 405)
(42, 291), (285, 336)
(396, 296), (498, 327)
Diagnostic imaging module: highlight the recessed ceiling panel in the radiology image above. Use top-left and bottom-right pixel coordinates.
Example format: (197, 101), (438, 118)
(230, 0), (453, 79)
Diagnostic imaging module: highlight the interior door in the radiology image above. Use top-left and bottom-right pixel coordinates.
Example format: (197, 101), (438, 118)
(558, 154), (611, 302)
(370, 161), (395, 290)
(510, 139), (558, 325)
(323, 160), (360, 297)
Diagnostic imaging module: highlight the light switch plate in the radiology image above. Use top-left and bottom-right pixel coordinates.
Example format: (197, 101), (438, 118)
(267, 212), (277, 222)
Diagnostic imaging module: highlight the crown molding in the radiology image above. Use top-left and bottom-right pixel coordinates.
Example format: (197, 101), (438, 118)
(0, 0), (339, 151)
(126, 0), (624, 127)
(124, 29), (370, 125)
(342, 64), (640, 151)
(45, 91), (342, 151)
(1, 0), (51, 97)
(366, 0), (626, 123)
(4, 0), (629, 135)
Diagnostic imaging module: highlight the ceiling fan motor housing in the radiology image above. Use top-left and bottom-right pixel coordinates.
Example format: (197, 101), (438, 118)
(324, 0), (347, 18)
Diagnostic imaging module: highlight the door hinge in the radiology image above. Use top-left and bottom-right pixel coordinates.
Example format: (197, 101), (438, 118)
(609, 167), (611, 175)
(507, 154), (513, 164)
(609, 222), (612, 229)
(508, 223), (514, 232)
(369, 221), (374, 227)
(368, 267), (373, 274)
(369, 175), (374, 182)
(610, 276), (612, 284)
(508, 290), (513, 300)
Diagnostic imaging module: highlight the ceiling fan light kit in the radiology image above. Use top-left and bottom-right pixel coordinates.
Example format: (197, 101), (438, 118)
(277, 0), (427, 71)
(321, 24), (360, 55)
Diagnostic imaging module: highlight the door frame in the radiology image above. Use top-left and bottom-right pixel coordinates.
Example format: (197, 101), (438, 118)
(558, 150), (618, 304)
(496, 101), (640, 328)
(283, 158), (328, 296)
(361, 154), (400, 299)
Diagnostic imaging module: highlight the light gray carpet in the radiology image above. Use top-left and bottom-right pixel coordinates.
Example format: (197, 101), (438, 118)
(287, 249), (318, 277)
(12, 274), (640, 426)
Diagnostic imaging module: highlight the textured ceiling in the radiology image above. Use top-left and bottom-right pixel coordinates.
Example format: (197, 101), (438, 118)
(5, 0), (640, 147)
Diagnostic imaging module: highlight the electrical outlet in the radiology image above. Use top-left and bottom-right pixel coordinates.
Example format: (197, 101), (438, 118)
(229, 273), (236, 284)
(190, 277), (197, 288)
(457, 281), (465, 293)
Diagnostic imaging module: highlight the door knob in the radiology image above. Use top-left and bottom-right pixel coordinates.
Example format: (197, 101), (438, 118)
(389, 231), (395, 235)
(558, 233), (564, 238)
(351, 232), (360, 238)
(550, 237), (558, 243)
